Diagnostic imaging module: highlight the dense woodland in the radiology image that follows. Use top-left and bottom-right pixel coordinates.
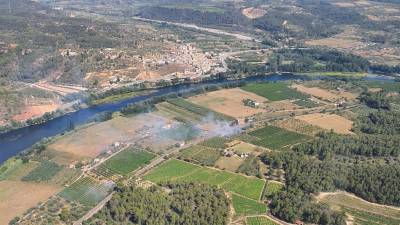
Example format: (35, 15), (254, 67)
(85, 182), (230, 225)
(259, 85), (400, 223)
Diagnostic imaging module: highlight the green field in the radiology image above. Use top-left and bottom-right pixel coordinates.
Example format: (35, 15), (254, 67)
(166, 98), (236, 122)
(94, 150), (156, 177)
(232, 194), (267, 216)
(179, 145), (221, 166)
(246, 216), (279, 225)
(248, 126), (310, 150)
(199, 136), (231, 149)
(241, 82), (309, 101)
(21, 161), (63, 182)
(144, 159), (265, 200)
(263, 181), (284, 199)
(58, 176), (111, 206)
(293, 99), (321, 108)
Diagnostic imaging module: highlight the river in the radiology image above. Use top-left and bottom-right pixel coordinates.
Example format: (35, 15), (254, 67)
(0, 74), (394, 163)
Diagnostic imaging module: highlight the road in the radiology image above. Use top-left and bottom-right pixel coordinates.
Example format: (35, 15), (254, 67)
(133, 16), (260, 42)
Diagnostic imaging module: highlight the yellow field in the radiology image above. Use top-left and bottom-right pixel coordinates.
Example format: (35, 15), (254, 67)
(188, 88), (268, 123)
(296, 113), (354, 134)
(0, 181), (60, 225)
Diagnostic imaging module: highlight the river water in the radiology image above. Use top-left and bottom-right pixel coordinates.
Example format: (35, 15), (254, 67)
(0, 74), (394, 163)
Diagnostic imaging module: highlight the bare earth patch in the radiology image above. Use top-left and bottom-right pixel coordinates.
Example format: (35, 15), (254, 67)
(296, 113), (354, 134)
(0, 181), (60, 225)
(242, 7), (267, 19)
(12, 103), (60, 122)
(215, 156), (244, 172)
(293, 84), (338, 102)
(189, 88), (268, 122)
(272, 118), (325, 136)
(293, 84), (357, 102)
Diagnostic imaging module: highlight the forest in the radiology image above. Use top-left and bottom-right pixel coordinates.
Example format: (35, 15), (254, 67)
(85, 182), (230, 225)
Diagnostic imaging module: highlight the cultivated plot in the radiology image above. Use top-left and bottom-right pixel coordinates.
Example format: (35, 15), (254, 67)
(246, 216), (279, 225)
(296, 113), (354, 134)
(247, 126), (310, 150)
(144, 159), (265, 200)
(94, 149), (156, 178)
(0, 181), (60, 225)
(188, 88), (268, 120)
(58, 176), (112, 207)
(241, 83), (309, 101)
(232, 194), (267, 216)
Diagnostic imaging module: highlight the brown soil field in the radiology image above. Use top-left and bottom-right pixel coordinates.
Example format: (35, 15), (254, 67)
(296, 113), (354, 134)
(188, 88), (268, 122)
(293, 84), (356, 102)
(242, 7), (267, 19)
(12, 103), (60, 122)
(215, 156), (244, 172)
(272, 118), (324, 136)
(0, 181), (60, 225)
(48, 113), (173, 161)
(292, 84), (339, 101)
(264, 100), (300, 112)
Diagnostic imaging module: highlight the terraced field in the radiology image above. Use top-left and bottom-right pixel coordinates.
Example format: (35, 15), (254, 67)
(58, 176), (112, 206)
(246, 216), (279, 225)
(248, 126), (310, 150)
(242, 83), (309, 101)
(94, 150), (156, 178)
(144, 159), (265, 200)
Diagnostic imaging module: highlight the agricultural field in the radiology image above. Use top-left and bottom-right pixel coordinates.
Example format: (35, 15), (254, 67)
(178, 145), (221, 166)
(263, 181), (284, 199)
(0, 159), (39, 181)
(188, 88), (268, 122)
(241, 83), (309, 101)
(293, 99), (321, 108)
(166, 98), (236, 122)
(247, 126), (310, 150)
(232, 194), (267, 216)
(229, 141), (264, 155)
(0, 180), (61, 225)
(144, 159), (265, 200)
(272, 118), (325, 136)
(58, 176), (112, 207)
(318, 192), (400, 221)
(156, 102), (203, 123)
(246, 216), (279, 225)
(21, 161), (63, 182)
(94, 149), (156, 178)
(215, 156), (244, 172)
(199, 136), (231, 149)
(292, 84), (357, 102)
(296, 113), (354, 134)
